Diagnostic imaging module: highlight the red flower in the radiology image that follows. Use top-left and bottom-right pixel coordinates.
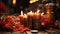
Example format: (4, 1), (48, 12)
(5, 16), (14, 22)
(5, 16), (14, 29)
(5, 21), (12, 29)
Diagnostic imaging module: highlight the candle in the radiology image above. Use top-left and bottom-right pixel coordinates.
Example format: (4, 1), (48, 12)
(18, 11), (24, 18)
(34, 10), (41, 30)
(23, 14), (27, 19)
(18, 11), (24, 25)
(27, 11), (34, 29)
(35, 10), (41, 19)
(23, 14), (28, 27)
(27, 11), (34, 16)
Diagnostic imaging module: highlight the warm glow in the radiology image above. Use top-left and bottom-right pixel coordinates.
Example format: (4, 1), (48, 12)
(30, 1), (34, 4)
(27, 11), (33, 14)
(30, 11), (33, 14)
(46, 11), (50, 14)
(24, 14), (27, 18)
(27, 11), (35, 16)
(35, 12), (36, 14)
(21, 11), (23, 16)
(41, 23), (44, 25)
(41, 12), (44, 16)
(30, 0), (38, 4)
(13, 0), (16, 5)
(33, 0), (37, 2)
(35, 11), (40, 17)
(36, 10), (40, 14)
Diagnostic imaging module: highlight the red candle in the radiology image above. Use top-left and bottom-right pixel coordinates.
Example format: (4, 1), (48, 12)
(18, 11), (24, 25)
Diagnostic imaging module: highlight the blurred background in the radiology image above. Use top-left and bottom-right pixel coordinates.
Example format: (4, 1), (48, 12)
(0, 0), (60, 20)
(0, 0), (60, 34)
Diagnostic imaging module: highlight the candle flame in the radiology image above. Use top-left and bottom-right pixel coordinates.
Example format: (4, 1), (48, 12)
(35, 12), (36, 14)
(41, 12), (44, 16)
(24, 14), (27, 18)
(27, 11), (33, 14)
(21, 11), (23, 16)
(30, 11), (33, 13)
(37, 10), (40, 13)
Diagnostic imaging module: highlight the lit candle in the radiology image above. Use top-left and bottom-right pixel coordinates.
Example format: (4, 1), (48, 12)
(35, 10), (41, 19)
(23, 14), (28, 27)
(27, 11), (34, 29)
(27, 11), (34, 16)
(34, 10), (41, 29)
(18, 11), (24, 25)
(18, 11), (24, 18)
(23, 14), (27, 19)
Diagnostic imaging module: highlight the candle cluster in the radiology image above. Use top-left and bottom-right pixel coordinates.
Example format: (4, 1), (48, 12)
(0, 10), (50, 32)
(18, 10), (50, 30)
